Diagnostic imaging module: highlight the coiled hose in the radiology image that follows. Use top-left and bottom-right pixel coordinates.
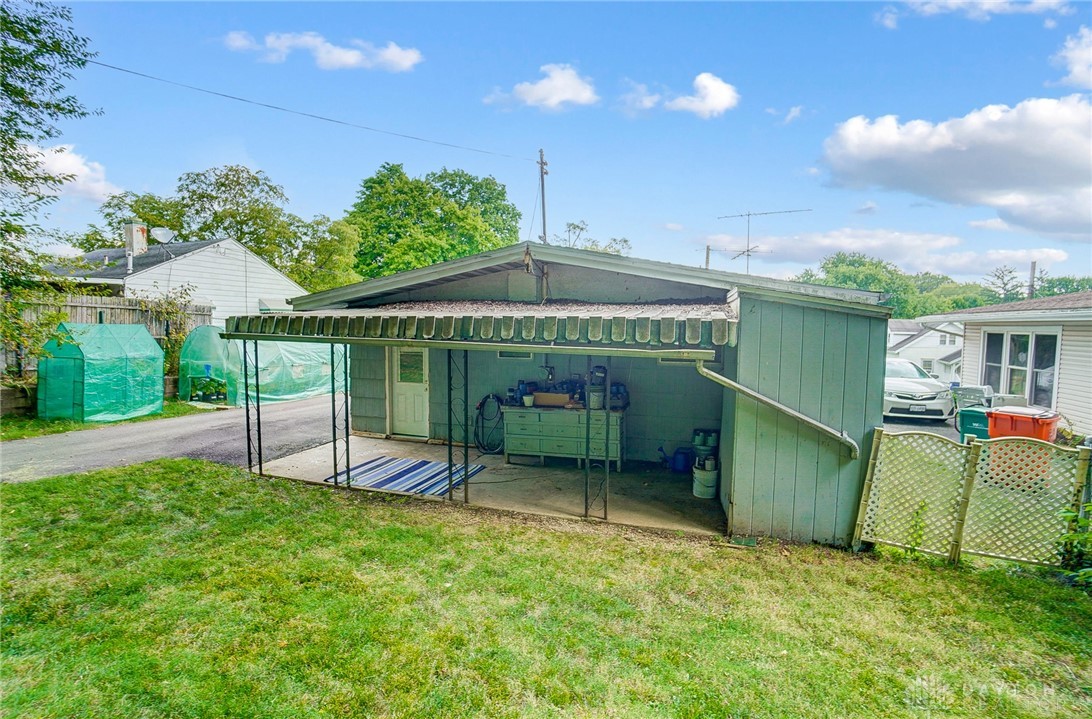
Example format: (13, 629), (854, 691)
(474, 393), (505, 454)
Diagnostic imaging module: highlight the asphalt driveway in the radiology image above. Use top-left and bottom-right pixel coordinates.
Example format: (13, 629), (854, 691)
(1, 396), (336, 483)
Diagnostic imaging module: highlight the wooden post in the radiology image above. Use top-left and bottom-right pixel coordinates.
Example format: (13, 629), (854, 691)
(851, 428), (885, 551)
(948, 440), (983, 564)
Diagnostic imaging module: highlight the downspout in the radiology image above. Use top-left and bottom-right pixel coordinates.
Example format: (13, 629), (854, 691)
(695, 359), (860, 460)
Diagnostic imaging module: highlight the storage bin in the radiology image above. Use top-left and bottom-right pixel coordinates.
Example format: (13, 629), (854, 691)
(956, 407), (991, 441)
(987, 406), (1060, 442)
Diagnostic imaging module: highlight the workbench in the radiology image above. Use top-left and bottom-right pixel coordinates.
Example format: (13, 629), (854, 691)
(501, 406), (624, 471)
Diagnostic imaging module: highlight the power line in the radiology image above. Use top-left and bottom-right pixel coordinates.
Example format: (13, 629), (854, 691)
(85, 59), (535, 162)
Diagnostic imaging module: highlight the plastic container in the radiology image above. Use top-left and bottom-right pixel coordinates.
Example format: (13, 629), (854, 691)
(693, 467), (717, 498)
(672, 447), (695, 473)
(956, 406), (991, 441)
(987, 406), (1061, 442)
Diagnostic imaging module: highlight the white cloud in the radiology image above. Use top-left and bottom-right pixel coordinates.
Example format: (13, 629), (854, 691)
(703, 227), (1069, 276)
(968, 218), (1012, 231)
(822, 95), (1092, 236)
(663, 223), (685, 232)
(224, 30), (259, 51)
(783, 105), (803, 124)
(620, 80), (661, 115)
(905, 1), (1072, 21)
(855, 201), (879, 215)
(876, 6), (901, 29)
(30, 144), (120, 202)
(224, 30), (422, 72)
(1053, 26), (1092, 88)
(664, 73), (740, 119)
(1044, 17), (1058, 28)
(487, 64), (599, 111)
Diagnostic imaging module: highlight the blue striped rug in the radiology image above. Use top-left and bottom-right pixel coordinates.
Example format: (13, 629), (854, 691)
(330, 456), (485, 496)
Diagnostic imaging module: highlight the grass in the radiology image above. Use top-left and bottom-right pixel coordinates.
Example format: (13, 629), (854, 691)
(0, 399), (214, 441)
(2, 460), (1090, 719)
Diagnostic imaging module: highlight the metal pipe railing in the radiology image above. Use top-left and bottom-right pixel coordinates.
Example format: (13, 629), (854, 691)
(695, 359), (859, 459)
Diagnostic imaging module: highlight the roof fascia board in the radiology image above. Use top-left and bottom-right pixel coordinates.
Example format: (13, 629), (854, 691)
(293, 241), (886, 312)
(738, 287), (892, 317)
(917, 309), (1092, 323)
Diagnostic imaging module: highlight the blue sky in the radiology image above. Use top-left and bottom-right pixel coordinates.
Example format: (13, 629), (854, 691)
(41, 1), (1092, 282)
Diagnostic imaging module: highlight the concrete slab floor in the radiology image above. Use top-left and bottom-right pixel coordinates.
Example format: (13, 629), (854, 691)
(262, 436), (727, 536)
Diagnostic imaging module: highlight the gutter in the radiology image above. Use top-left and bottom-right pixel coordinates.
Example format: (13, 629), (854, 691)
(695, 359), (860, 460)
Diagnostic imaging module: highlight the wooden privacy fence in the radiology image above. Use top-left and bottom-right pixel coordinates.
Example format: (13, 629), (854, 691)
(2, 295), (214, 373)
(853, 429), (1090, 566)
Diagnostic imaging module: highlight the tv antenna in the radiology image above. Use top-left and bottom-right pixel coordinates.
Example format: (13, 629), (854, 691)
(712, 208), (812, 274)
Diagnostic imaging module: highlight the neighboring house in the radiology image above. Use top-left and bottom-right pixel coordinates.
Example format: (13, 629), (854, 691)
(917, 290), (1092, 435)
(225, 241), (892, 546)
(886, 319), (963, 384)
(52, 225), (304, 326)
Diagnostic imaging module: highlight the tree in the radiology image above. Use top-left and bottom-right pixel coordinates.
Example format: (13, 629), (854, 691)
(1036, 275), (1092, 297)
(426, 168), (521, 246)
(286, 218), (362, 292)
(550, 220), (631, 255)
(982, 265), (1024, 303)
(345, 163), (517, 278)
(793, 252), (917, 317)
(68, 191), (187, 251)
(1, 1), (96, 377)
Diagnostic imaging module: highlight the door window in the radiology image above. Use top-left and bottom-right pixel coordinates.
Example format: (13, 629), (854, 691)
(398, 351), (424, 384)
(982, 331), (1059, 407)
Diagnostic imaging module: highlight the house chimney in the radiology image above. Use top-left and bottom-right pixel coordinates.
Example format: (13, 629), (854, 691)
(124, 222), (148, 256)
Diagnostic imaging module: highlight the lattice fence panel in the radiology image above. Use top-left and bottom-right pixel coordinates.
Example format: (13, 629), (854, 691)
(962, 438), (1085, 565)
(860, 432), (969, 557)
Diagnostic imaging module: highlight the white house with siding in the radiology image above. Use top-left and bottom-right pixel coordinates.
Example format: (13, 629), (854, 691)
(917, 291), (1092, 435)
(886, 319), (963, 384)
(55, 236), (305, 326)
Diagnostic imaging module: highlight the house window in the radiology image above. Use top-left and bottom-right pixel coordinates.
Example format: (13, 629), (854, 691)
(938, 334), (948, 346)
(922, 359), (934, 372)
(982, 331), (1059, 407)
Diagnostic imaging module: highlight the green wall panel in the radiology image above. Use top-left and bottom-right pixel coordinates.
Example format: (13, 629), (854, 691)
(730, 296), (885, 545)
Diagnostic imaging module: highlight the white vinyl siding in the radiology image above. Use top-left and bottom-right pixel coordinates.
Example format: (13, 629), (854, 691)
(123, 240), (304, 325)
(963, 320), (1091, 435)
(1056, 322), (1092, 435)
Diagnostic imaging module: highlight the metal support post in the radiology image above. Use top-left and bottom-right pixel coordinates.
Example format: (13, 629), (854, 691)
(327, 344), (351, 487)
(463, 349), (469, 504)
(243, 340), (263, 475)
(447, 349), (454, 502)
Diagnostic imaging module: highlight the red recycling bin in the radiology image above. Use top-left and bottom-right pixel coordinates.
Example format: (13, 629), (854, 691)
(987, 406), (1060, 442)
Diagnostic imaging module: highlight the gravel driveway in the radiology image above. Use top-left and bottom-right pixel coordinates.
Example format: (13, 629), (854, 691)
(1, 396), (335, 483)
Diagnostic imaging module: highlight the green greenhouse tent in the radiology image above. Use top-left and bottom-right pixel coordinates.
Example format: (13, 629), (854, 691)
(37, 323), (164, 422)
(178, 325), (344, 406)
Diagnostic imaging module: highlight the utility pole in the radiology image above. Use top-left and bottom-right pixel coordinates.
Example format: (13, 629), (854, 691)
(1028, 261), (1037, 298)
(705, 244), (711, 269)
(538, 149), (548, 244)
(716, 208), (811, 274)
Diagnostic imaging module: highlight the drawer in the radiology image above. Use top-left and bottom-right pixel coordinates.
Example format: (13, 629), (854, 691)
(503, 411), (540, 423)
(540, 437), (579, 455)
(535, 410), (574, 425)
(504, 421), (541, 436)
(578, 413), (622, 427)
(505, 436), (540, 453)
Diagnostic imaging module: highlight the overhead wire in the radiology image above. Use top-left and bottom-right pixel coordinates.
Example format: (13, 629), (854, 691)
(85, 59), (536, 163)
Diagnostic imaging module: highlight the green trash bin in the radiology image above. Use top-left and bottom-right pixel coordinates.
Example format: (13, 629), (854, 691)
(956, 406), (990, 441)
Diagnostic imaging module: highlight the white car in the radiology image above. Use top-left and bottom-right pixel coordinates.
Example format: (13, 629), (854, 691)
(883, 359), (955, 421)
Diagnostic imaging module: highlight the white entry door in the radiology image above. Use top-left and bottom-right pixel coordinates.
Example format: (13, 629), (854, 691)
(390, 347), (429, 437)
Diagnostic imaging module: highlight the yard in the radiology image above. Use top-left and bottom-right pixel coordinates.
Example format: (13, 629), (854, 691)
(0, 399), (214, 441)
(2, 460), (1089, 718)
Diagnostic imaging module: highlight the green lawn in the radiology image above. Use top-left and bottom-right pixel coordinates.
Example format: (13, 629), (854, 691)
(0, 399), (215, 441)
(2, 460), (1089, 719)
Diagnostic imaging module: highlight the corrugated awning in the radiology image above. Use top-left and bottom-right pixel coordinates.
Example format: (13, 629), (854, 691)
(224, 299), (738, 349)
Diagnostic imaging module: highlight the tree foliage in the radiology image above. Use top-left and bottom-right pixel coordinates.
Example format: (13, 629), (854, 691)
(1, 1), (97, 378)
(286, 218), (362, 292)
(345, 163), (520, 278)
(982, 265), (1026, 303)
(550, 220), (631, 255)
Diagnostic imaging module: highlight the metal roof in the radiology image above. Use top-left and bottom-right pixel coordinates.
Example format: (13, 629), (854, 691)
(223, 298), (738, 350)
(292, 242), (888, 315)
